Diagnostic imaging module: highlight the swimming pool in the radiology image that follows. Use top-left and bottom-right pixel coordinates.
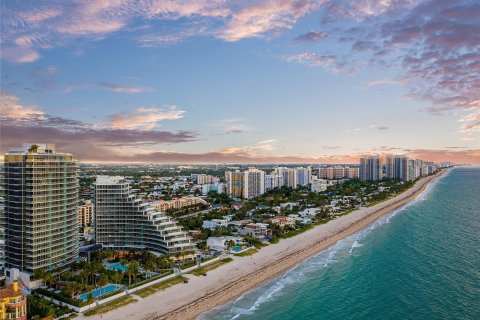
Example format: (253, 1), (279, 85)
(231, 246), (242, 252)
(106, 262), (127, 273)
(79, 284), (122, 301)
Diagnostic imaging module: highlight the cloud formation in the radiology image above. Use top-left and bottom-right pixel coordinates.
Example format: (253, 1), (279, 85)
(64, 82), (153, 94)
(284, 52), (335, 67)
(1, 0), (323, 63)
(218, 0), (320, 41)
(108, 107), (186, 130)
(294, 31), (328, 42)
(0, 93), (195, 160)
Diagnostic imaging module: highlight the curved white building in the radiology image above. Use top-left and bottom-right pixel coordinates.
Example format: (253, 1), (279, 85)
(94, 176), (194, 254)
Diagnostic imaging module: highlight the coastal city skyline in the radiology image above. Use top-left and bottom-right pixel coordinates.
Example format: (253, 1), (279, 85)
(0, 142), (464, 320)
(1, 1), (480, 319)
(1, 0), (480, 164)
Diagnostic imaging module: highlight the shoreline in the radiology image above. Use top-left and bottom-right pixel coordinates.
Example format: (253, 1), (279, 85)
(86, 171), (446, 320)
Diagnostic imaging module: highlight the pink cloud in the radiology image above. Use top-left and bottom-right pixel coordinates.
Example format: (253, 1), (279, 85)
(108, 107), (185, 130)
(219, 0), (319, 42)
(0, 93), (45, 119)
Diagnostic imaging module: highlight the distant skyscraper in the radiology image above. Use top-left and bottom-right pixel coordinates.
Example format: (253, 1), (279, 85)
(243, 168), (265, 199)
(264, 174), (276, 191)
(0, 166), (5, 268)
(94, 176), (194, 254)
(284, 169), (297, 188)
(225, 170), (243, 198)
(4, 144), (79, 273)
(317, 167), (328, 179)
(294, 167), (310, 186)
(382, 155), (409, 181)
(359, 156), (382, 181)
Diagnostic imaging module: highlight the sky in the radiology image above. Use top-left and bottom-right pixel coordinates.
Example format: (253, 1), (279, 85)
(1, 0), (479, 164)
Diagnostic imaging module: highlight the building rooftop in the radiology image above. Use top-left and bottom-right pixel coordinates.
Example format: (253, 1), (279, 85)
(0, 283), (22, 299)
(96, 175), (125, 184)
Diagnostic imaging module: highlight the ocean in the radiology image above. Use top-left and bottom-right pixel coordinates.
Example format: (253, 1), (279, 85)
(201, 167), (480, 320)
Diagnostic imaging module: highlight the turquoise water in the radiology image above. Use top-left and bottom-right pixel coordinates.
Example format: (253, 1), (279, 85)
(106, 262), (127, 273)
(79, 284), (121, 301)
(202, 167), (480, 320)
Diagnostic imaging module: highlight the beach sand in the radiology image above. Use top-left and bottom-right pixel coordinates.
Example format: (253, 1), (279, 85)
(84, 171), (445, 320)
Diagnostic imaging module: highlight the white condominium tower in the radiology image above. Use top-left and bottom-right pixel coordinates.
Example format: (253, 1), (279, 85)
(243, 168), (265, 199)
(3, 144), (79, 273)
(94, 176), (194, 254)
(294, 167), (311, 186)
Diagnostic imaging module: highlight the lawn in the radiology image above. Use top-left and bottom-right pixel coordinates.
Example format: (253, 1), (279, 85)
(135, 276), (188, 298)
(189, 258), (233, 276)
(234, 248), (258, 257)
(83, 295), (137, 317)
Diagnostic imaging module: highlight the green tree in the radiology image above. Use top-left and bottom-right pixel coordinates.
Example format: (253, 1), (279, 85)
(126, 260), (140, 285)
(86, 292), (95, 309)
(98, 274), (109, 287)
(111, 272), (124, 284)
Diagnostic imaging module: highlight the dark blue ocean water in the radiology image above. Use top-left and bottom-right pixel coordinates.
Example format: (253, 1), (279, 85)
(202, 167), (480, 320)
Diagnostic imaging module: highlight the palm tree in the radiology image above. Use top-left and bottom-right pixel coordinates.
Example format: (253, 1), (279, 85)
(91, 261), (103, 287)
(142, 251), (156, 271)
(156, 256), (171, 271)
(28, 144), (39, 153)
(64, 282), (77, 298)
(112, 272), (123, 284)
(86, 292), (95, 309)
(126, 260), (140, 286)
(98, 274), (109, 287)
(44, 272), (55, 289)
(225, 240), (236, 251)
(33, 268), (47, 281)
(79, 269), (89, 289)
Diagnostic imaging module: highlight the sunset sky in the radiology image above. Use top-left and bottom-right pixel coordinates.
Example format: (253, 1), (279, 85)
(1, 0), (479, 163)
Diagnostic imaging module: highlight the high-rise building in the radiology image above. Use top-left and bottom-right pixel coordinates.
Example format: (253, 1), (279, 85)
(4, 144), (79, 273)
(78, 200), (94, 229)
(195, 174), (217, 185)
(414, 159), (424, 178)
(382, 155), (409, 181)
(225, 170), (243, 198)
(294, 167), (310, 186)
(264, 174), (276, 191)
(318, 167), (328, 179)
(326, 166), (345, 180)
(94, 176), (194, 254)
(408, 159), (416, 181)
(0, 165), (5, 268)
(284, 169), (297, 188)
(243, 168), (265, 199)
(345, 166), (360, 179)
(359, 156), (382, 181)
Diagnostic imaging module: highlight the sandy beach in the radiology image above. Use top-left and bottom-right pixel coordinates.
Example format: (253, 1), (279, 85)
(85, 171), (445, 320)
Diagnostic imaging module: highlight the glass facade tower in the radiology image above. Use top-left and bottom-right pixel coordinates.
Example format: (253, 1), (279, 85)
(4, 144), (79, 273)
